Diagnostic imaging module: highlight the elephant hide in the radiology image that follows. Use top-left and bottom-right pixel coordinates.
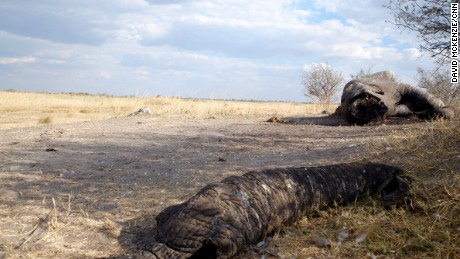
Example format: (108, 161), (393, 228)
(336, 71), (456, 124)
(138, 162), (409, 259)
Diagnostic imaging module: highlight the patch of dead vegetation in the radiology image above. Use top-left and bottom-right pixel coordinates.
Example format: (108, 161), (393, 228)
(255, 119), (460, 258)
(0, 171), (123, 258)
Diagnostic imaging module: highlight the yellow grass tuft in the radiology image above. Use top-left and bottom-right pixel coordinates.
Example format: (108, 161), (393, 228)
(38, 116), (53, 125)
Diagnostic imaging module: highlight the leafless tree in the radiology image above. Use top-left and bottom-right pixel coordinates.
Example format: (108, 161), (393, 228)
(302, 63), (343, 105)
(385, 0), (452, 65)
(417, 67), (460, 104)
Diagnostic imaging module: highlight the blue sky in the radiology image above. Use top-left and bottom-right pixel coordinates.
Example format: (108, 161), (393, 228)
(0, 0), (437, 102)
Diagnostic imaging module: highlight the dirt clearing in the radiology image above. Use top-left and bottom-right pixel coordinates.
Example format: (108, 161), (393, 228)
(0, 115), (442, 258)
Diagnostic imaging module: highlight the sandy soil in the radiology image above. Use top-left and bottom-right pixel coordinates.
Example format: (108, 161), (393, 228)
(0, 115), (426, 258)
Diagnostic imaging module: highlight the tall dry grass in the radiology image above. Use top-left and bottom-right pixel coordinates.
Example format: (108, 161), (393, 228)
(360, 119), (460, 258)
(0, 91), (334, 129)
(270, 119), (460, 258)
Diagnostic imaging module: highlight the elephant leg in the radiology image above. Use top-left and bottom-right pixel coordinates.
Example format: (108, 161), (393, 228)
(415, 106), (457, 120)
(397, 85), (456, 119)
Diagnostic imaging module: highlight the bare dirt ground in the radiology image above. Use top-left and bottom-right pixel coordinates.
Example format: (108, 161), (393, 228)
(0, 115), (428, 258)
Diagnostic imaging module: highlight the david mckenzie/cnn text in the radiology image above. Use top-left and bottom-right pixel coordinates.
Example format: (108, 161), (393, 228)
(452, 2), (458, 83)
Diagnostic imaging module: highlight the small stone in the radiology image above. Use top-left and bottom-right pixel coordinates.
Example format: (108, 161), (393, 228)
(311, 236), (330, 248)
(355, 233), (368, 243)
(128, 107), (152, 116)
(138, 107), (152, 114)
(337, 229), (350, 243)
(256, 241), (265, 247)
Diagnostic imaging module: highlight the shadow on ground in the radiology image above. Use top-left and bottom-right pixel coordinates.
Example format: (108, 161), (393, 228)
(281, 115), (348, 126)
(115, 213), (158, 258)
(275, 115), (430, 127)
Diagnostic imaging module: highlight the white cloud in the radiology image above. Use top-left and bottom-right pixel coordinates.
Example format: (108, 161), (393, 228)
(99, 71), (112, 79)
(404, 48), (423, 59)
(134, 69), (151, 79)
(0, 0), (439, 101)
(0, 56), (36, 65)
(45, 59), (66, 65)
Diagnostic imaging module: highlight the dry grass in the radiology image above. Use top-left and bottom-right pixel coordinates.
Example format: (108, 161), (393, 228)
(3, 90), (458, 258)
(270, 119), (460, 258)
(362, 119), (460, 257)
(37, 116), (53, 125)
(0, 91), (333, 129)
(0, 171), (125, 258)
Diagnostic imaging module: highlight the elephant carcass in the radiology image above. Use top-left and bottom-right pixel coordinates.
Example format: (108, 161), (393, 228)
(138, 162), (409, 259)
(336, 71), (456, 124)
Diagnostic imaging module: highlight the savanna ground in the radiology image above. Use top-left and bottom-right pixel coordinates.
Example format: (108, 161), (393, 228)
(0, 91), (459, 258)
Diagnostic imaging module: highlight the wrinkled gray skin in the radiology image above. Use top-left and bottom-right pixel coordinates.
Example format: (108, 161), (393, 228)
(336, 71), (456, 124)
(137, 162), (408, 259)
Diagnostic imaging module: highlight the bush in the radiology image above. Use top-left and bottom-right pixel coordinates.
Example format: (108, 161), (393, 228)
(301, 63), (343, 105)
(417, 67), (459, 105)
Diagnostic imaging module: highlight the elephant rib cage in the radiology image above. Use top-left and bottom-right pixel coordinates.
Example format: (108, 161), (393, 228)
(142, 162), (406, 259)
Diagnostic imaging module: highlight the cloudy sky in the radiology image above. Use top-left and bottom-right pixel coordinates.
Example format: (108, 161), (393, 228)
(0, 0), (437, 102)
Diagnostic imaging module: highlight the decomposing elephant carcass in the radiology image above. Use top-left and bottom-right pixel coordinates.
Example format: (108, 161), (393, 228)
(138, 162), (410, 259)
(335, 71), (456, 124)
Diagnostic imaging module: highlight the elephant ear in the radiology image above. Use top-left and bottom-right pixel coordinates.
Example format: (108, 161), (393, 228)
(377, 175), (412, 209)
